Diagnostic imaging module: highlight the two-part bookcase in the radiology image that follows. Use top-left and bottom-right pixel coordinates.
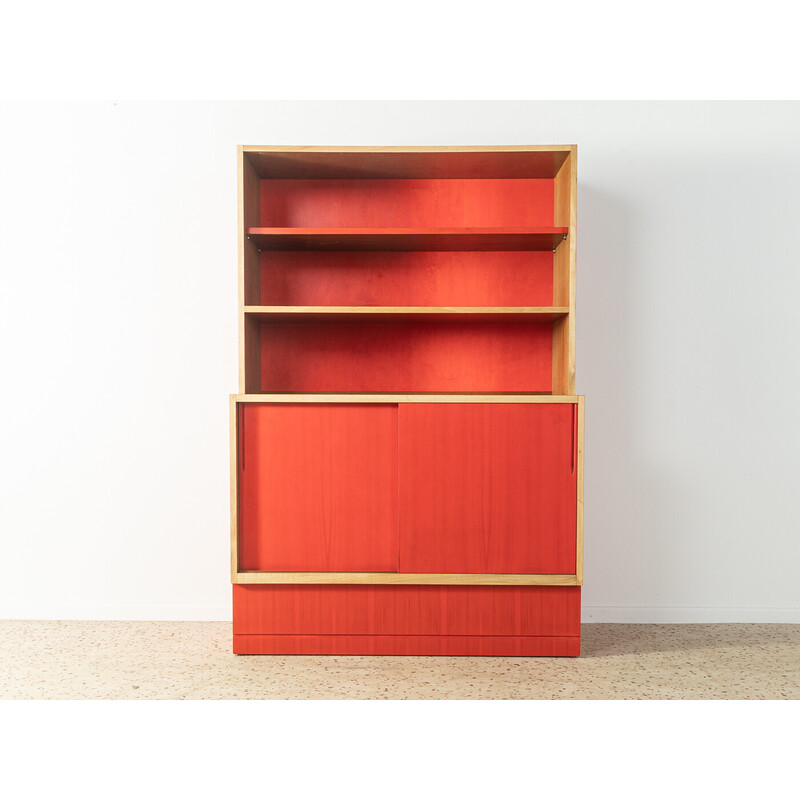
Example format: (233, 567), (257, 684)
(230, 145), (583, 656)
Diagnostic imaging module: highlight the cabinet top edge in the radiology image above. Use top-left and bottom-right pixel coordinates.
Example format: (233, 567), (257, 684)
(239, 146), (575, 179)
(239, 145), (576, 153)
(231, 394), (584, 404)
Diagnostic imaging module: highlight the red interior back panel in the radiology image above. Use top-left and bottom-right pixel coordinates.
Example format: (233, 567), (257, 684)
(259, 321), (553, 393)
(238, 404), (398, 572)
(399, 403), (577, 574)
(260, 178), (554, 228)
(260, 250), (554, 307)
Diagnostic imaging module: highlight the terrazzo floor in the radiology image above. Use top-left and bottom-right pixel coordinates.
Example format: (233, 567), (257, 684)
(0, 622), (797, 699)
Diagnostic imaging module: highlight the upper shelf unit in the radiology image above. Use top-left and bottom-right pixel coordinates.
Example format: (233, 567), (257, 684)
(237, 146), (578, 396)
(246, 227), (569, 252)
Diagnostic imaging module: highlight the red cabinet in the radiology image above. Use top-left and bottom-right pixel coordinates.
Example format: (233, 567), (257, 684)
(232, 145), (582, 657)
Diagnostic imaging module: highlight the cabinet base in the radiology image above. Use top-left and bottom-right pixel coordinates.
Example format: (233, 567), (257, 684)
(234, 633), (579, 656)
(233, 584), (580, 657)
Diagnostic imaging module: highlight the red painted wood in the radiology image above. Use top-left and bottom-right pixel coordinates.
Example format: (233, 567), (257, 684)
(398, 404), (577, 574)
(247, 228), (568, 252)
(259, 321), (553, 393)
(238, 404), (398, 572)
(259, 178), (555, 228)
(233, 585), (580, 636)
(233, 634), (580, 657)
(260, 250), (554, 307)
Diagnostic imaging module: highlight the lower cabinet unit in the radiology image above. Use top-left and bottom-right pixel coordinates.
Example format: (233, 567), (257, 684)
(231, 397), (584, 657)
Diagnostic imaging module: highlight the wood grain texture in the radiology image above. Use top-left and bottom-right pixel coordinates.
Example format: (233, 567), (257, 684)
(259, 320), (554, 393)
(576, 396), (585, 585)
(398, 404), (577, 574)
(233, 634), (580, 656)
(234, 572), (578, 585)
(259, 250), (554, 308)
(259, 178), (554, 228)
(233, 584), (581, 636)
(245, 306), (569, 322)
(243, 146), (572, 180)
(551, 148), (577, 394)
(247, 227), (568, 252)
(238, 404), (399, 572)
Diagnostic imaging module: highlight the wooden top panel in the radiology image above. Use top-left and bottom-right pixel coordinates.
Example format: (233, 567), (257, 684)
(233, 571), (579, 585)
(242, 146), (573, 179)
(232, 394), (583, 404)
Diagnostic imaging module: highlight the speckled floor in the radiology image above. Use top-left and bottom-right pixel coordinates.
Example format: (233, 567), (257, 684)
(0, 622), (797, 699)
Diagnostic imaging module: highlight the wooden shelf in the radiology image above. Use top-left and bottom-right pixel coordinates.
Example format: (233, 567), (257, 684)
(246, 227), (569, 252)
(244, 306), (570, 322)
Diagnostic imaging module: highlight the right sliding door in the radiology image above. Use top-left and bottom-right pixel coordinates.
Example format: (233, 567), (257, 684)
(398, 403), (578, 574)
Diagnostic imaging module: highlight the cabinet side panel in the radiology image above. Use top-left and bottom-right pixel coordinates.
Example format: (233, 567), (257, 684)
(238, 404), (399, 572)
(576, 396), (585, 584)
(239, 151), (262, 393)
(551, 149), (576, 394)
(398, 403), (577, 574)
(243, 314), (262, 393)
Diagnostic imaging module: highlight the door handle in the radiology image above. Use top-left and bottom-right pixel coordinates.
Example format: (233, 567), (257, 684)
(239, 404), (245, 471)
(571, 403), (577, 475)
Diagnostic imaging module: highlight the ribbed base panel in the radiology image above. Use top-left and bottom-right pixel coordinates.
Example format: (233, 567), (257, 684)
(233, 584), (581, 657)
(234, 633), (580, 656)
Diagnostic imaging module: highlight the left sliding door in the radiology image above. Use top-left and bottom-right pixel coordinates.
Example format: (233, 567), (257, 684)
(237, 403), (399, 572)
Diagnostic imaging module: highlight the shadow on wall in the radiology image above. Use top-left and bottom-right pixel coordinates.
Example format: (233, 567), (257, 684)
(579, 182), (699, 622)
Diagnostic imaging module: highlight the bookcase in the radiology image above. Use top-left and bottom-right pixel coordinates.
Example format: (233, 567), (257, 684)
(230, 146), (583, 656)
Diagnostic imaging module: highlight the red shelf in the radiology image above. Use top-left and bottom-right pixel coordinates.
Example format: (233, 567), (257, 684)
(246, 227), (569, 252)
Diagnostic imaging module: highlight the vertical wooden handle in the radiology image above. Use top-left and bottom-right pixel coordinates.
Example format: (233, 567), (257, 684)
(571, 403), (578, 475)
(239, 404), (245, 471)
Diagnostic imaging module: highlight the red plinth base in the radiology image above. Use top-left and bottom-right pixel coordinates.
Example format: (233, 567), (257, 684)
(233, 584), (581, 657)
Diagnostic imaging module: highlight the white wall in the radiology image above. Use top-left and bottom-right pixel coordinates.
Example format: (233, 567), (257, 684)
(0, 102), (797, 622)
